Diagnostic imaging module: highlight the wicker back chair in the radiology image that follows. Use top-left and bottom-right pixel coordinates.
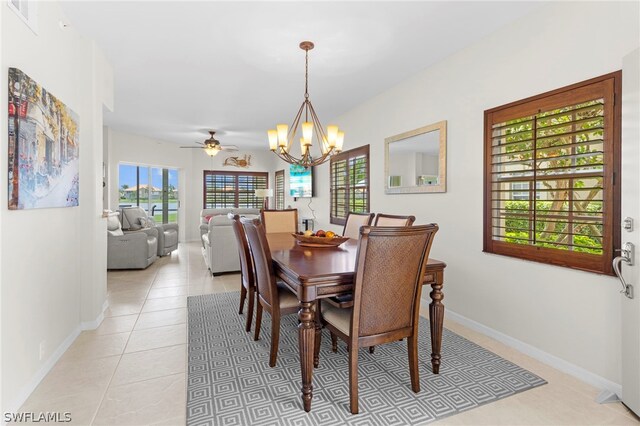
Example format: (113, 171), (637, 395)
(373, 213), (416, 227)
(260, 208), (298, 234)
(342, 212), (375, 239)
(231, 215), (256, 333)
(319, 224), (439, 414)
(242, 219), (299, 367)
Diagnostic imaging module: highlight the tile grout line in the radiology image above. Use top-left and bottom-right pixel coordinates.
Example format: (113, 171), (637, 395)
(89, 259), (163, 425)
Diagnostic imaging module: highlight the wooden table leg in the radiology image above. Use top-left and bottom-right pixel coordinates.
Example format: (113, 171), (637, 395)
(298, 301), (315, 412)
(429, 281), (444, 374)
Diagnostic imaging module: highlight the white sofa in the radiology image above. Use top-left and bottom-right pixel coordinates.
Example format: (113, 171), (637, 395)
(199, 208), (260, 275)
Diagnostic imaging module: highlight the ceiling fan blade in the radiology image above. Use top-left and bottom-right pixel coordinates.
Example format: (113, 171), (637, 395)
(179, 146), (205, 149)
(220, 145), (239, 151)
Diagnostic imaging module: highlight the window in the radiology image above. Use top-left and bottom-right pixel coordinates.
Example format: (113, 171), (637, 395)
(330, 145), (370, 225)
(484, 72), (621, 275)
(8, 0), (38, 33)
(203, 171), (268, 209)
(275, 169), (285, 210)
(118, 164), (179, 224)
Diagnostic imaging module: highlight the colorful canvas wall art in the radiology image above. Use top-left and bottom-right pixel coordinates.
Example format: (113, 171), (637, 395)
(8, 68), (80, 209)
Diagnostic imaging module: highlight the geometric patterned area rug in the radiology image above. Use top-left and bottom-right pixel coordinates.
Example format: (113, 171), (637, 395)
(187, 292), (546, 425)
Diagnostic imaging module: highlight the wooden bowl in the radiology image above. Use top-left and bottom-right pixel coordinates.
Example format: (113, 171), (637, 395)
(291, 233), (350, 247)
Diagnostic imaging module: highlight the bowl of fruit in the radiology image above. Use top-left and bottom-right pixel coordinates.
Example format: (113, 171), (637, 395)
(292, 230), (350, 247)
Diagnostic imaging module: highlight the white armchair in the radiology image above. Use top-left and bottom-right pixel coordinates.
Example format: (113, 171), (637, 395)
(107, 215), (158, 269)
(121, 207), (179, 256)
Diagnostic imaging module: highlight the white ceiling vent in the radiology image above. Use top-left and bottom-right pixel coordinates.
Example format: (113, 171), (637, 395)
(7, 0), (38, 33)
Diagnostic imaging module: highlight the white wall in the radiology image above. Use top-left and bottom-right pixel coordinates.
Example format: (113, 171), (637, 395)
(0, 1), (113, 413)
(305, 1), (639, 388)
(107, 129), (278, 242)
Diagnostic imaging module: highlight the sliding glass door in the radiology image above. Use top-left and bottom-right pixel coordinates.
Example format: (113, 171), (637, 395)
(118, 163), (179, 224)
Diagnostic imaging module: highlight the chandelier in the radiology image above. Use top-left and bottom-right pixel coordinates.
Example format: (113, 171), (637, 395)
(268, 41), (344, 168)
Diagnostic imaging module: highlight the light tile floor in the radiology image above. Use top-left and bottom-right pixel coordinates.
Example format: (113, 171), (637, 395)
(18, 242), (640, 425)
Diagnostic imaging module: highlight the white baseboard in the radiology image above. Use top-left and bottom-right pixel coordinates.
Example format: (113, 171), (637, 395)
(81, 299), (109, 330)
(6, 301), (109, 418)
(6, 326), (81, 416)
(444, 308), (622, 396)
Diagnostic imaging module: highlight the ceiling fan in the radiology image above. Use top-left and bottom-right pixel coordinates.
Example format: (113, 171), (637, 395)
(180, 131), (238, 156)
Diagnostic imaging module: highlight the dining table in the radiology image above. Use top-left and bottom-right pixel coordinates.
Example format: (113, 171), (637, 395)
(266, 232), (447, 412)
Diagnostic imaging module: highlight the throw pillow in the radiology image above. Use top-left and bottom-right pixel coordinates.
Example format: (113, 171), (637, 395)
(139, 217), (157, 228)
(107, 215), (121, 231)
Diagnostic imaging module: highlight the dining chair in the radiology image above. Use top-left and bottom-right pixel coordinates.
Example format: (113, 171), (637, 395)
(260, 208), (299, 234)
(231, 215), (256, 333)
(342, 212), (375, 239)
(242, 219), (300, 367)
(318, 224), (439, 414)
(373, 213), (416, 227)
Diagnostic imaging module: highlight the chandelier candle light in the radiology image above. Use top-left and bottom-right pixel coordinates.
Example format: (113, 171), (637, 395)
(268, 41), (344, 168)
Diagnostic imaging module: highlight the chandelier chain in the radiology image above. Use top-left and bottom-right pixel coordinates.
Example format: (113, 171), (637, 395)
(304, 49), (309, 100)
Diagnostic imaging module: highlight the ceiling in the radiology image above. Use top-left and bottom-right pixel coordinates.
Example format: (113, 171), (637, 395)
(59, 1), (542, 149)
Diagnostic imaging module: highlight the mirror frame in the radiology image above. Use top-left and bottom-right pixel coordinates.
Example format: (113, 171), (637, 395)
(384, 120), (447, 194)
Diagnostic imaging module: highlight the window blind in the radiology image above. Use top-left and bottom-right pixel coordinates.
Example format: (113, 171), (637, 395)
(203, 171), (268, 209)
(484, 72), (621, 274)
(330, 145), (370, 225)
(275, 170), (285, 210)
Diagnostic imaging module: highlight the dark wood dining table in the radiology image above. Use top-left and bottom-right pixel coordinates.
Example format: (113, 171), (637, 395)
(266, 232), (447, 412)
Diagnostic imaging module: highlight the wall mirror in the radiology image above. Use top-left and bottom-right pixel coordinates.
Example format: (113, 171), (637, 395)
(384, 120), (447, 194)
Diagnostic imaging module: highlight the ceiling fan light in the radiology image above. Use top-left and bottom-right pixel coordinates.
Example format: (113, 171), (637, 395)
(205, 147), (219, 156)
(267, 130), (278, 150)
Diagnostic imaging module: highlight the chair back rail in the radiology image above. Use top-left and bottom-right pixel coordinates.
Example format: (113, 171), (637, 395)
(373, 213), (416, 227)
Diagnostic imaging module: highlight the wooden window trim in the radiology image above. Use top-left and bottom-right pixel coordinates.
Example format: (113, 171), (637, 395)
(330, 145), (370, 226)
(483, 71), (621, 275)
(203, 170), (269, 209)
(275, 169), (285, 210)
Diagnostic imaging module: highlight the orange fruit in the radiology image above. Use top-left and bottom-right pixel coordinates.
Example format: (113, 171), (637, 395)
(325, 231), (335, 238)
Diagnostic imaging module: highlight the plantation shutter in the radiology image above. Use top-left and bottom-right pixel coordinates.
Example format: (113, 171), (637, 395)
(238, 174), (267, 208)
(203, 171), (268, 209)
(275, 170), (285, 210)
(484, 72), (621, 275)
(330, 145), (370, 225)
